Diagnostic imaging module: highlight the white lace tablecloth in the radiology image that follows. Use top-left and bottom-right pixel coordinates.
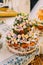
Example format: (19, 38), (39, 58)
(0, 49), (39, 65)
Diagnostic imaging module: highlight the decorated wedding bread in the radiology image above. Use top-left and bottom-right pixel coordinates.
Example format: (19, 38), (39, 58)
(6, 13), (40, 55)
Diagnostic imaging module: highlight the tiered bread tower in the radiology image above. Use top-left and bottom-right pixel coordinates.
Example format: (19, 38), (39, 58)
(6, 14), (40, 55)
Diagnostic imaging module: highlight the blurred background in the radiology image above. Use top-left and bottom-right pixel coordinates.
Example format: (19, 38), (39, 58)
(0, 0), (38, 10)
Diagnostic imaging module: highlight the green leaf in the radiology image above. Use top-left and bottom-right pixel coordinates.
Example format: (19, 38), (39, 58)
(12, 29), (19, 35)
(41, 22), (43, 25)
(33, 24), (38, 27)
(13, 23), (17, 26)
(6, 37), (11, 40)
(24, 28), (28, 34)
(24, 18), (28, 20)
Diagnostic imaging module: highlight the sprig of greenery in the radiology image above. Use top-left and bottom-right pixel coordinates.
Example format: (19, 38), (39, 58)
(13, 13), (29, 26)
(12, 28), (19, 35)
(6, 36), (11, 40)
(33, 24), (38, 27)
(41, 22), (43, 25)
(0, 21), (4, 24)
(17, 13), (29, 16)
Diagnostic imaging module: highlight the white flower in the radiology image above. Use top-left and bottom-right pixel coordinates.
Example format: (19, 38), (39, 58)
(17, 39), (20, 42)
(23, 25), (26, 29)
(26, 20), (28, 23)
(11, 41), (14, 44)
(18, 35), (21, 39)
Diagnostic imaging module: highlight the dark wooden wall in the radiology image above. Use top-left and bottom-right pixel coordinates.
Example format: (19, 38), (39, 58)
(30, 0), (38, 10)
(0, 0), (3, 2)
